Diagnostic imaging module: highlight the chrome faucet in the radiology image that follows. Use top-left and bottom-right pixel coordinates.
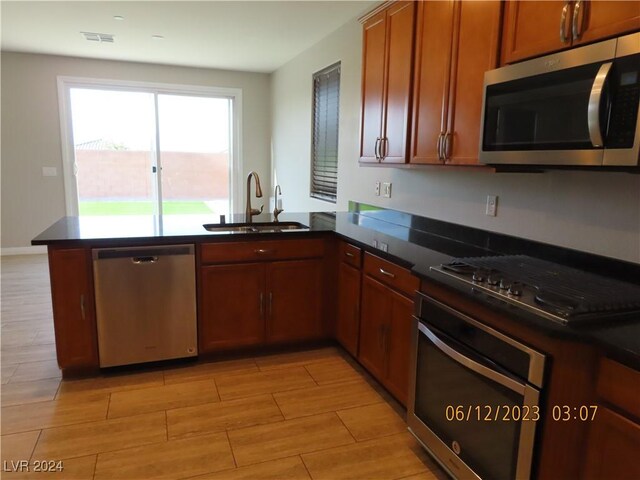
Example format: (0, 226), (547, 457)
(245, 171), (263, 223)
(273, 185), (283, 222)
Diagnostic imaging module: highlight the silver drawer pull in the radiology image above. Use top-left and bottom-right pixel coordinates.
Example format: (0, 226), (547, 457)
(132, 256), (158, 264)
(254, 249), (273, 254)
(379, 268), (395, 278)
(345, 252), (355, 258)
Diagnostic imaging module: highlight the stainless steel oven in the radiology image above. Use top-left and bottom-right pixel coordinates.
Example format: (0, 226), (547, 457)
(408, 293), (546, 480)
(479, 32), (640, 167)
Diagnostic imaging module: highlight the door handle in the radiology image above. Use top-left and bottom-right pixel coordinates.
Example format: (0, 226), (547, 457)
(572, 0), (584, 40)
(381, 137), (388, 160)
(379, 268), (396, 279)
(345, 252), (355, 258)
(374, 137), (381, 161)
(560, 0), (571, 43)
(80, 294), (85, 321)
(259, 292), (264, 317)
(443, 132), (452, 161)
(587, 62), (612, 148)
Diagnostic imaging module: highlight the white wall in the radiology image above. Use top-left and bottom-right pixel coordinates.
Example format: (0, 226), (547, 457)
(271, 19), (640, 264)
(1, 52), (271, 249)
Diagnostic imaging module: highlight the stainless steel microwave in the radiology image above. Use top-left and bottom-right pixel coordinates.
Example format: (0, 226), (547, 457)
(479, 32), (640, 167)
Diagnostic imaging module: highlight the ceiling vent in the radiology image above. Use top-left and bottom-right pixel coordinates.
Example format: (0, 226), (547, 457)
(81, 32), (115, 43)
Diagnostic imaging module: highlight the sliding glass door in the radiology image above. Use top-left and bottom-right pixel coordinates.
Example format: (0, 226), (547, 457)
(64, 81), (237, 217)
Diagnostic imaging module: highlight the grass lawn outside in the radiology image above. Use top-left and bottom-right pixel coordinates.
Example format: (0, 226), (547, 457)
(79, 200), (215, 215)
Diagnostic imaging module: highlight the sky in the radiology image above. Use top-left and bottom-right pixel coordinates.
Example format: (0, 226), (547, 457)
(70, 88), (231, 153)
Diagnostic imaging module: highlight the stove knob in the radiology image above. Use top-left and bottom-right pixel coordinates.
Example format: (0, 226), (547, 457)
(472, 271), (486, 283)
(487, 275), (500, 286)
(499, 278), (511, 290)
(508, 282), (523, 296)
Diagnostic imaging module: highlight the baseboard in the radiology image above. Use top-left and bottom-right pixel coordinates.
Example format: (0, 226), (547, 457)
(1, 246), (47, 256)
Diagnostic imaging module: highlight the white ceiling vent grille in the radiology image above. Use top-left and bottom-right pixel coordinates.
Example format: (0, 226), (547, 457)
(81, 32), (114, 43)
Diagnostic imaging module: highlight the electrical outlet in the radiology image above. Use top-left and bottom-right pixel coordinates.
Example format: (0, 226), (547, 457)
(486, 195), (498, 216)
(375, 182), (381, 196)
(382, 182), (392, 198)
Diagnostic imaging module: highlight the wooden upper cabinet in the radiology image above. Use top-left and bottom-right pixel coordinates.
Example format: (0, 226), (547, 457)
(501, 0), (570, 64)
(502, 0), (640, 64)
(199, 263), (265, 353)
(411, 0), (501, 165)
(359, 1), (416, 164)
(410, 0), (455, 165)
(48, 248), (99, 369)
(573, 1), (640, 46)
(446, 1), (502, 164)
(360, 10), (387, 163)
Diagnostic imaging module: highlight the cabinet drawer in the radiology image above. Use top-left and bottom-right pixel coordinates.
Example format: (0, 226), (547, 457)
(363, 253), (418, 298)
(597, 357), (640, 420)
(339, 241), (362, 268)
(201, 239), (324, 265)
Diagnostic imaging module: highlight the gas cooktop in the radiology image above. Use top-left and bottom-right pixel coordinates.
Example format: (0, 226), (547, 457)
(430, 255), (640, 325)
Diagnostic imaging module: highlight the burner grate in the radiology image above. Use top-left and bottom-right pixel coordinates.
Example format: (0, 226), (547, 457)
(451, 255), (640, 316)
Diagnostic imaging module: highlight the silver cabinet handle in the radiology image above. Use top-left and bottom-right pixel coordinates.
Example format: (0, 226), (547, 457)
(132, 256), (158, 264)
(379, 268), (396, 278)
(381, 137), (388, 160)
(588, 62), (613, 148)
(254, 249), (273, 255)
(374, 137), (381, 161)
(443, 132), (452, 161)
(259, 292), (264, 317)
(418, 322), (526, 394)
(572, 0), (584, 40)
(436, 132), (444, 160)
(560, 0), (571, 43)
(268, 292), (273, 317)
(80, 294), (85, 320)
(345, 252), (355, 258)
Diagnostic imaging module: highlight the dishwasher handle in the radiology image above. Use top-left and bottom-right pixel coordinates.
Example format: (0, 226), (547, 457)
(132, 256), (158, 264)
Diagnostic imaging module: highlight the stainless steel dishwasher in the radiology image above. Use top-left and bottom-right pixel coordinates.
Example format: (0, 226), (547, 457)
(93, 244), (197, 368)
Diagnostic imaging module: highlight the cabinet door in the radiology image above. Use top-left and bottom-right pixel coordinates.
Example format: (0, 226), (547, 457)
(48, 248), (98, 369)
(336, 262), (361, 357)
(381, 1), (416, 164)
(446, 1), (502, 165)
(267, 259), (323, 343)
(583, 407), (640, 479)
(384, 290), (414, 406)
(360, 10), (387, 163)
(358, 275), (390, 382)
(501, 0), (570, 64)
(199, 263), (265, 352)
(573, 1), (640, 46)
(410, 0), (455, 164)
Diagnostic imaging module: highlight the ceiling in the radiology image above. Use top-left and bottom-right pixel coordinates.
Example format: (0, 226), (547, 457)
(1, 1), (376, 73)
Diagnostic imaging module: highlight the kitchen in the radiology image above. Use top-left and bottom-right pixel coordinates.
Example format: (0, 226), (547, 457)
(2, 2), (640, 478)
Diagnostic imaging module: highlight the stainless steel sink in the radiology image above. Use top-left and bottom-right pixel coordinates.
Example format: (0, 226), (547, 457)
(203, 221), (309, 234)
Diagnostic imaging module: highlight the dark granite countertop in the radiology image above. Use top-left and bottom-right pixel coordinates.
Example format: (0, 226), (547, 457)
(32, 207), (640, 370)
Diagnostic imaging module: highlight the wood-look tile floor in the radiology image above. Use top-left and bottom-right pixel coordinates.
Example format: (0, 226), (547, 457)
(1, 255), (447, 480)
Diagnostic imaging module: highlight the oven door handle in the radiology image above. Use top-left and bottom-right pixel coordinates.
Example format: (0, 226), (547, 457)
(587, 62), (612, 148)
(418, 322), (527, 395)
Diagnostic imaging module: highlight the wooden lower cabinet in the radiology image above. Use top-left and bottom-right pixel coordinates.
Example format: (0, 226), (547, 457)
(359, 274), (414, 406)
(48, 248), (99, 369)
(336, 261), (361, 357)
(199, 263), (266, 352)
(199, 257), (324, 353)
(267, 259), (323, 343)
(583, 406), (640, 479)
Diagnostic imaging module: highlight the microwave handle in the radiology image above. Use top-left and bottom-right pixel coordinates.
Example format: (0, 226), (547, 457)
(587, 62), (613, 148)
(418, 321), (527, 395)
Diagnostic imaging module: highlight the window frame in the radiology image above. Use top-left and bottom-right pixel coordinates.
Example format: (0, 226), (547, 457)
(310, 62), (341, 203)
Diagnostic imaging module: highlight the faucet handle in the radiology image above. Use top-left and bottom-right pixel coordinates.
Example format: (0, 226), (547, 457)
(249, 205), (264, 216)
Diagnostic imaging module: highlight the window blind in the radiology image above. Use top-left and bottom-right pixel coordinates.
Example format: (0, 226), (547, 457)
(311, 62), (340, 203)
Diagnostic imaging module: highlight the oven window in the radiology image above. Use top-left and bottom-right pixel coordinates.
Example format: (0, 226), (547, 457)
(415, 327), (524, 480)
(483, 62), (604, 151)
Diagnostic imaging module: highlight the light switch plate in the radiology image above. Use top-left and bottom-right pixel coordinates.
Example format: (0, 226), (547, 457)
(375, 182), (381, 196)
(42, 167), (57, 177)
(382, 182), (392, 198)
